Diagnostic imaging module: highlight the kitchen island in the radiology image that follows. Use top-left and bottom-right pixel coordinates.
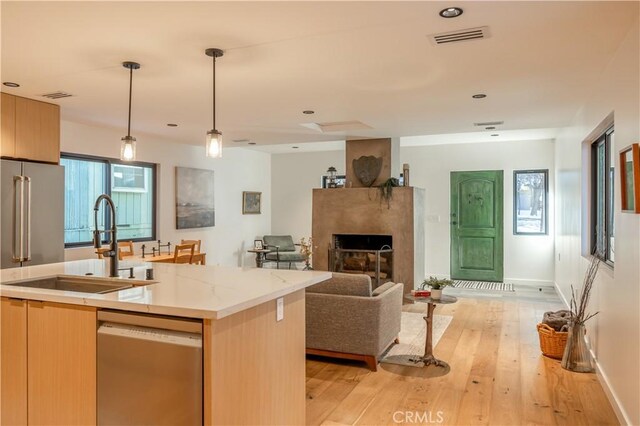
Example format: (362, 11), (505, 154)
(1, 259), (331, 425)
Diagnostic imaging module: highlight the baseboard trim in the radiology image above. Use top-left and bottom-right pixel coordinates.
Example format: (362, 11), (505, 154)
(505, 278), (554, 287)
(591, 349), (632, 425)
(553, 282), (631, 425)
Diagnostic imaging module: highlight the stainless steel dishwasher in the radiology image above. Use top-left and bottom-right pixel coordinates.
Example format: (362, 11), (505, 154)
(97, 310), (203, 425)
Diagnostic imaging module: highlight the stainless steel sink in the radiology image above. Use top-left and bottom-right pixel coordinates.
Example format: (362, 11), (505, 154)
(2, 276), (134, 294)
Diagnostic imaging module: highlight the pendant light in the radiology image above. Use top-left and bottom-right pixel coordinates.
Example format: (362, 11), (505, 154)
(205, 48), (224, 158)
(120, 61), (140, 161)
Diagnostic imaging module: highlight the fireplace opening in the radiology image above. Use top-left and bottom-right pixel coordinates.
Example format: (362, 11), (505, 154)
(329, 234), (393, 288)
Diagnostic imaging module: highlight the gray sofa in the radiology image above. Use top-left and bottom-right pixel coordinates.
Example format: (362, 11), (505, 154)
(305, 273), (403, 371)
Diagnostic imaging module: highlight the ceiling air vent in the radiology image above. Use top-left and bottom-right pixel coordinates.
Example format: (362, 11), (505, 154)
(430, 26), (490, 45)
(41, 91), (73, 99)
(474, 121), (504, 127)
(232, 139), (251, 143)
(300, 120), (372, 133)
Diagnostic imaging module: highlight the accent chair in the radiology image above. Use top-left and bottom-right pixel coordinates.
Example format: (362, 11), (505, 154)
(305, 272), (403, 371)
(262, 235), (306, 269)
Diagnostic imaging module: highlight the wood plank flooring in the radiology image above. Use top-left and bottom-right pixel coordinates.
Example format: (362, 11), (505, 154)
(305, 289), (619, 425)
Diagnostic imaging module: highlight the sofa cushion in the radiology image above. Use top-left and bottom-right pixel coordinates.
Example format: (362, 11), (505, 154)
(265, 252), (305, 262)
(306, 272), (372, 297)
(263, 235), (296, 252)
(372, 281), (397, 297)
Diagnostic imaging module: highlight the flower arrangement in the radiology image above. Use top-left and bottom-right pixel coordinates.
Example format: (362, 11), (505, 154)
(299, 237), (313, 259)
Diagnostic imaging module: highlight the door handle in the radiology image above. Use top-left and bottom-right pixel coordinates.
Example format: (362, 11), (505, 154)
(12, 176), (25, 262)
(24, 176), (32, 262)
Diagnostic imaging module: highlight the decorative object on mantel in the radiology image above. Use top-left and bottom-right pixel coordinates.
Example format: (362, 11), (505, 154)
(175, 167), (215, 229)
(204, 47), (224, 158)
(378, 177), (400, 208)
(353, 155), (383, 187)
(619, 143), (640, 213)
(120, 61), (141, 161)
(299, 237), (314, 270)
(242, 191), (261, 214)
(326, 166), (338, 188)
(403, 163), (410, 187)
(561, 254), (601, 372)
(420, 276), (455, 300)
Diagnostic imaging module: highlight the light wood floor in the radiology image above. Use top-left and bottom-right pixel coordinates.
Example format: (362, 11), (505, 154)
(305, 290), (619, 425)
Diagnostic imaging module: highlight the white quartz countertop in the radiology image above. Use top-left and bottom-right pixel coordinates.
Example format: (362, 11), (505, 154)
(0, 260), (331, 319)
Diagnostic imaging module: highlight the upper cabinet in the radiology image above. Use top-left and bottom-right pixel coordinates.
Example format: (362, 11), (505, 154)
(1, 93), (60, 164)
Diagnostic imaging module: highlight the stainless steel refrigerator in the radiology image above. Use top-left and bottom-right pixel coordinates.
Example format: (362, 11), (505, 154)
(1, 159), (64, 269)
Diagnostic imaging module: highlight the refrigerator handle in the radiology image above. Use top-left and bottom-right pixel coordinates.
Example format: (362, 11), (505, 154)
(24, 176), (32, 262)
(12, 175), (25, 262)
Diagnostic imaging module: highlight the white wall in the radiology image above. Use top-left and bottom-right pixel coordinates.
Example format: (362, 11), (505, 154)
(555, 16), (639, 425)
(62, 121), (271, 268)
(271, 150), (344, 239)
(400, 140), (555, 286)
(271, 140), (555, 286)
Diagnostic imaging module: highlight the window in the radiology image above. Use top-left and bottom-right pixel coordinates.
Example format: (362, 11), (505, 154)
(514, 170), (548, 235)
(61, 153), (156, 247)
(591, 126), (615, 264)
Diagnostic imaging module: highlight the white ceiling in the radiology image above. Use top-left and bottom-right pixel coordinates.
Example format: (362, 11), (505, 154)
(1, 1), (637, 151)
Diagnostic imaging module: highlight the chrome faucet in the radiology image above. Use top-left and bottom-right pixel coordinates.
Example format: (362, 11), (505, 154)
(93, 194), (119, 277)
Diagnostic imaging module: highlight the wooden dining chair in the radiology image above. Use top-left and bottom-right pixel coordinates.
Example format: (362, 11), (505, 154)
(118, 241), (135, 261)
(96, 248), (111, 259)
(173, 243), (195, 264)
(181, 239), (201, 253)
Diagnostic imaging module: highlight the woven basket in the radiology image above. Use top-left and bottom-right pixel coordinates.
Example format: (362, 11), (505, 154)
(537, 323), (568, 359)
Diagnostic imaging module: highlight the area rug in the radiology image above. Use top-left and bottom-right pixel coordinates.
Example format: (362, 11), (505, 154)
(454, 280), (514, 291)
(379, 312), (452, 367)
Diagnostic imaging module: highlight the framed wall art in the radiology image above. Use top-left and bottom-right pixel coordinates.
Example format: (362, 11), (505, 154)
(619, 143), (640, 213)
(242, 191), (261, 214)
(175, 167), (215, 229)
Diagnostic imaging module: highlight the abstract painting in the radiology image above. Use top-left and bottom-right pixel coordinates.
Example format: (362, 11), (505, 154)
(175, 167), (215, 229)
(242, 191), (261, 214)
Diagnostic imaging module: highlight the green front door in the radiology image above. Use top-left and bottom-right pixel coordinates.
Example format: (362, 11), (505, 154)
(450, 170), (504, 282)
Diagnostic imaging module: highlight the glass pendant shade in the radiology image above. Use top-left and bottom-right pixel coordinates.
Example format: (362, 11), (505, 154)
(206, 130), (223, 158)
(120, 136), (137, 161)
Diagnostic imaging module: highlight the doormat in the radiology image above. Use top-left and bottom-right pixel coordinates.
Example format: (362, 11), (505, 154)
(380, 312), (452, 368)
(454, 280), (514, 291)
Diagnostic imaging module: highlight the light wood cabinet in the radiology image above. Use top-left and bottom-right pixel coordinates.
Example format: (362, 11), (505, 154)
(1, 297), (28, 426)
(0, 298), (96, 426)
(0, 93), (60, 164)
(27, 301), (96, 425)
(1, 93), (16, 158)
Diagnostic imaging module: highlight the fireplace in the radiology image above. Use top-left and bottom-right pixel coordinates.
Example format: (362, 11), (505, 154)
(329, 234), (393, 288)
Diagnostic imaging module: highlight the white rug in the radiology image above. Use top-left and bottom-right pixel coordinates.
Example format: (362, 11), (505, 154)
(454, 280), (514, 291)
(380, 312), (452, 367)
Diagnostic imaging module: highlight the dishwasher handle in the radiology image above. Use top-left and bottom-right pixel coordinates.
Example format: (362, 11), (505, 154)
(97, 310), (202, 334)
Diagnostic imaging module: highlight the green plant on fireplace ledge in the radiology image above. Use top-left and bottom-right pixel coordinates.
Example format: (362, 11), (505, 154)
(378, 177), (400, 208)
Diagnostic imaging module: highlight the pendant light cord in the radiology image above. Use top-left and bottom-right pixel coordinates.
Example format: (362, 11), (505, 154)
(212, 54), (216, 130)
(127, 65), (133, 137)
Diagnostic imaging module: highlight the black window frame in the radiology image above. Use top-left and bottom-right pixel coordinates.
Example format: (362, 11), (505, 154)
(590, 126), (615, 265)
(61, 152), (157, 248)
(513, 169), (549, 236)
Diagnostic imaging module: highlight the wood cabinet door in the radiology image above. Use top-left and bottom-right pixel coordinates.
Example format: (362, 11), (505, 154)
(15, 97), (60, 164)
(1, 297), (28, 426)
(27, 301), (96, 425)
(1, 93), (16, 158)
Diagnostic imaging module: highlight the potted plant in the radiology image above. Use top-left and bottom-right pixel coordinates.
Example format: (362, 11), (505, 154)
(420, 276), (454, 300)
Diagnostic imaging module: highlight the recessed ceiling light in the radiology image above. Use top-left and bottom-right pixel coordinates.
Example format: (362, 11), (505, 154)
(472, 94), (486, 99)
(485, 126), (496, 130)
(167, 123), (178, 127)
(491, 134), (499, 137)
(292, 146), (299, 149)
(3, 82), (19, 88)
(439, 7), (463, 18)
(302, 110), (315, 115)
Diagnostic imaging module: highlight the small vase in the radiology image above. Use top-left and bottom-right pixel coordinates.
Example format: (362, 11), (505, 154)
(561, 322), (594, 373)
(431, 289), (442, 300)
